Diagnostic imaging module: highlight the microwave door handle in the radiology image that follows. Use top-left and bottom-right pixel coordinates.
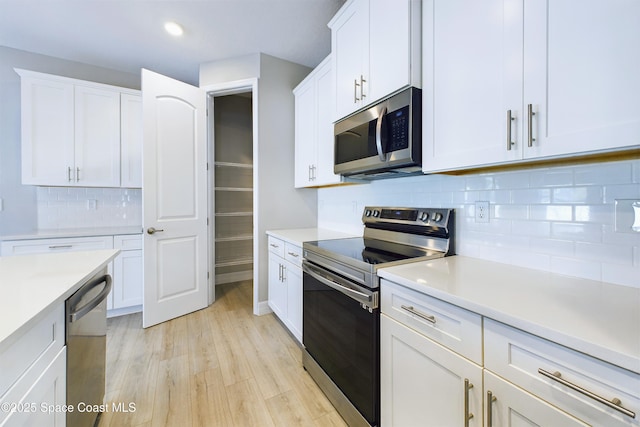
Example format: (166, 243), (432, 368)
(375, 106), (388, 162)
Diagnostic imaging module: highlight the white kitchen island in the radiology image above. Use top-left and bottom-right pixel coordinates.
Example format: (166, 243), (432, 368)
(0, 249), (119, 426)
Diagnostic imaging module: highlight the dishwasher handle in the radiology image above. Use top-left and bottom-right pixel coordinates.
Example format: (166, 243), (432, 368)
(68, 275), (112, 323)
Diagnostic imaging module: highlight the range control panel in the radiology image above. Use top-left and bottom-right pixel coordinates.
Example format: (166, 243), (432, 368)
(362, 206), (453, 227)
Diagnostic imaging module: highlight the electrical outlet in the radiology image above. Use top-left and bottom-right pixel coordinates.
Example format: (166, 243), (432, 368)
(87, 199), (98, 210)
(475, 201), (490, 223)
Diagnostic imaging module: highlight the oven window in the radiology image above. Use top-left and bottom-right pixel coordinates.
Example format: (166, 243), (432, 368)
(303, 271), (380, 425)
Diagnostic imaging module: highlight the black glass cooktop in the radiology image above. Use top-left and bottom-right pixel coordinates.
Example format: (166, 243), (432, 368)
(305, 237), (442, 267)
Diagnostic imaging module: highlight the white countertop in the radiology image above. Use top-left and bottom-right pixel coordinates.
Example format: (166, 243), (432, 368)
(0, 249), (120, 351)
(378, 255), (640, 374)
(266, 228), (357, 246)
(1, 226), (143, 241)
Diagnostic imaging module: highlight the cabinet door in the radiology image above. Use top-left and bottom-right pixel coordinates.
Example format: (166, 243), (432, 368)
(20, 76), (75, 185)
(523, 0), (640, 159)
(423, 0), (522, 172)
(294, 77), (317, 188)
(285, 260), (303, 343)
(381, 315), (482, 427)
(1, 347), (66, 427)
(315, 59), (342, 186)
(74, 85), (121, 187)
(112, 249), (143, 309)
(332, 0), (369, 120)
(120, 93), (143, 188)
(485, 370), (589, 427)
(268, 255), (287, 320)
(368, 0), (413, 104)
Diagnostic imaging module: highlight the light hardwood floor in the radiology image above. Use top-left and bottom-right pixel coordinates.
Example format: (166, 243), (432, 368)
(98, 281), (348, 427)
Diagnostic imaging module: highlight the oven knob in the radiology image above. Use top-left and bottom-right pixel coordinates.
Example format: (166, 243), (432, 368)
(433, 212), (443, 222)
(365, 209), (372, 217)
(373, 210), (380, 217)
(420, 212), (429, 222)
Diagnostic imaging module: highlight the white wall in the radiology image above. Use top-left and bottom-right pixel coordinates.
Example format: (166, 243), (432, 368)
(318, 158), (640, 288)
(0, 46), (140, 236)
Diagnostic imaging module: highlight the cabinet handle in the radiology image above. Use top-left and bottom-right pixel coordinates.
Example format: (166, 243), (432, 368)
(49, 245), (73, 250)
(312, 164), (316, 180)
(354, 79), (360, 102)
(360, 75), (366, 100)
(281, 264), (286, 282)
(527, 104), (536, 147)
(287, 252), (299, 258)
(67, 167), (73, 182)
(400, 305), (436, 324)
(464, 378), (474, 427)
(269, 243), (279, 248)
(538, 368), (636, 419)
(506, 110), (515, 151)
(486, 390), (496, 426)
(278, 263), (282, 281)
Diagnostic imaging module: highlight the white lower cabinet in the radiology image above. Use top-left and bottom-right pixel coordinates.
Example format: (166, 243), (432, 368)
(267, 236), (303, 343)
(381, 315), (482, 426)
(111, 235), (143, 312)
(484, 370), (588, 427)
(381, 278), (640, 427)
(0, 306), (66, 427)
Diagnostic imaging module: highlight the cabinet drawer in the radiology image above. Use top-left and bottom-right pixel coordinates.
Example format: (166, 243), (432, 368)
(114, 234), (142, 251)
(1, 235), (113, 256)
(380, 279), (482, 364)
(0, 305), (65, 399)
(284, 242), (302, 267)
(485, 319), (640, 427)
(267, 236), (285, 258)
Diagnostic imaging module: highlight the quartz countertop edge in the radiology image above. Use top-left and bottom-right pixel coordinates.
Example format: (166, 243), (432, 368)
(266, 228), (358, 246)
(377, 255), (640, 375)
(0, 249), (120, 352)
(1, 226), (143, 241)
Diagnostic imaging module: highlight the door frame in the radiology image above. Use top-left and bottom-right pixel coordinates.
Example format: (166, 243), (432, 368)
(202, 78), (260, 314)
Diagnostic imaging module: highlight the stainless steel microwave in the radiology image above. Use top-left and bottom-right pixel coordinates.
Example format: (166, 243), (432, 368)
(334, 87), (421, 180)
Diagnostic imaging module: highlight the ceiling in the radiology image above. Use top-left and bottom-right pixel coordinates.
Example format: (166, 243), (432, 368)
(0, 0), (346, 85)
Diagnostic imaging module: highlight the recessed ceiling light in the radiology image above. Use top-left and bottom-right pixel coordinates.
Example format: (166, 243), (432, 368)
(164, 21), (184, 37)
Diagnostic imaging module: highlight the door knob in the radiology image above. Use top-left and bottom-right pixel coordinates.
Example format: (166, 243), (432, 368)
(147, 227), (164, 235)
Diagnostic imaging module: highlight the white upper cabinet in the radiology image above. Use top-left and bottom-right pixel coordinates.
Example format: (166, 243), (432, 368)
(18, 74), (75, 186)
(423, 0), (640, 173)
(120, 93), (143, 188)
(74, 85), (121, 186)
(330, 0), (421, 121)
(294, 56), (342, 188)
(16, 69), (142, 187)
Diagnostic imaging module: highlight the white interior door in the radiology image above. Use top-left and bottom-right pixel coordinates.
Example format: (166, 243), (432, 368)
(142, 69), (208, 328)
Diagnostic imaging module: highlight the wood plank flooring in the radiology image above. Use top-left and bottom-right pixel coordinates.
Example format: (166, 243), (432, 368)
(97, 281), (348, 427)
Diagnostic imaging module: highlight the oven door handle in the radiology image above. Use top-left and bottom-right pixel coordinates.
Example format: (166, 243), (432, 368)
(303, 262), (376, 308)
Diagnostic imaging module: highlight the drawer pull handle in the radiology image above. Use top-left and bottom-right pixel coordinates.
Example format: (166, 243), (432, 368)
(49, 245), (73, 249)
(400, 305), (436, 324)
(464, 378), (474, 427)
(287, 252), (299, 258)
(538, 368), (636, 419)
(487, 390), (496, 426)
(269, 243), (279, 248)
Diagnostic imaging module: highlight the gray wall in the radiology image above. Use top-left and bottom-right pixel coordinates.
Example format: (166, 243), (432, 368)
(0, 46), (140, 235)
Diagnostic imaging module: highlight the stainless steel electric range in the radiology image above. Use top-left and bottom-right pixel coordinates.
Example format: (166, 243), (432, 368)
(302, 206), (455, 427)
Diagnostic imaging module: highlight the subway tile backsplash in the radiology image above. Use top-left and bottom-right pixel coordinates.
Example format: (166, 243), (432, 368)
(317, 159), (640, 288)
(36, 187), (142, 230)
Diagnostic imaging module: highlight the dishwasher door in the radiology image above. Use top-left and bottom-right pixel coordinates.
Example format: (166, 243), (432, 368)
(65, 272), (112, 427)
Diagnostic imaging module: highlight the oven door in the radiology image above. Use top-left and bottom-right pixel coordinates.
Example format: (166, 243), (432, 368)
(302, 260), (379, 426)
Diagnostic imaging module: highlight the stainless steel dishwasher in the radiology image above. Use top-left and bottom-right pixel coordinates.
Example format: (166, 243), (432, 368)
(66, 272), (112, 427)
